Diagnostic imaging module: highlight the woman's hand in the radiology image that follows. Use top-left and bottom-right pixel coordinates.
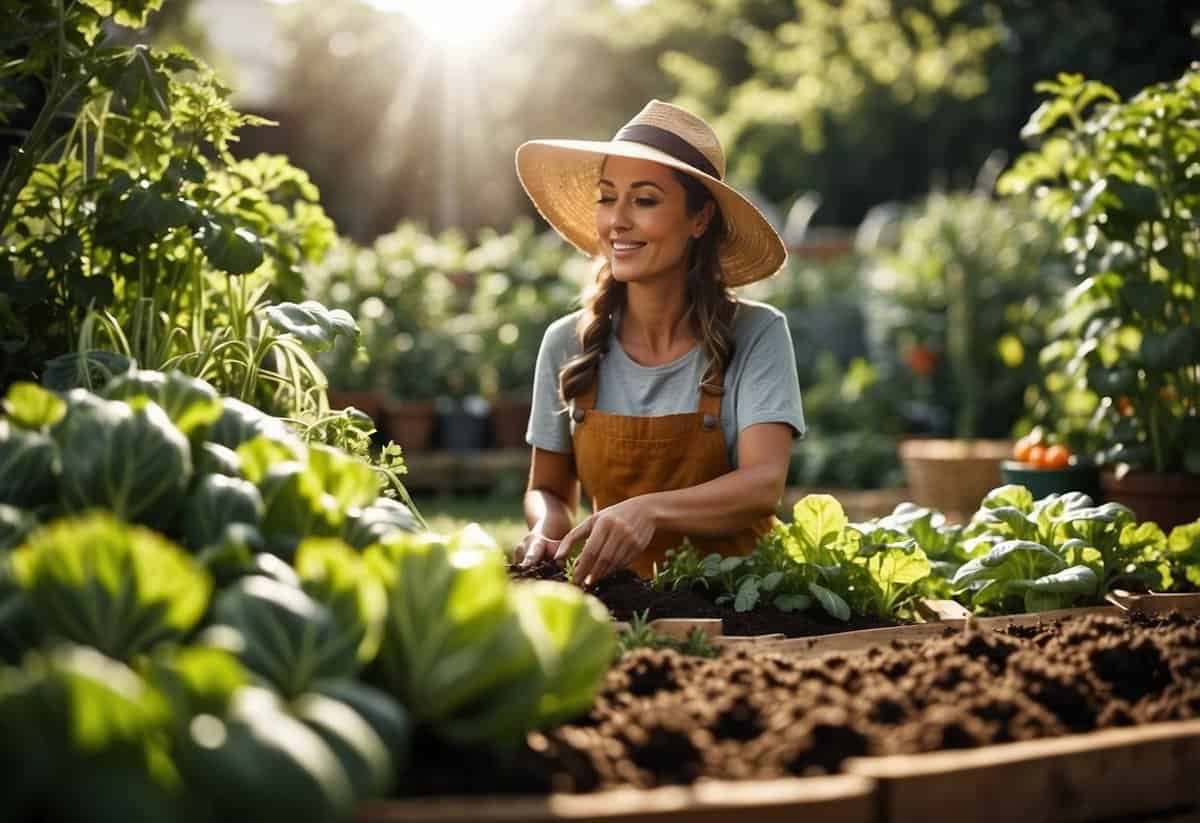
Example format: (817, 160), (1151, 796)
(513, 528), (561, 568)
(554, 495), (659, 586)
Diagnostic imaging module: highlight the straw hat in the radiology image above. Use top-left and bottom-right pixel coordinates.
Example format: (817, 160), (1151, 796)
(515, 100), (787, 287)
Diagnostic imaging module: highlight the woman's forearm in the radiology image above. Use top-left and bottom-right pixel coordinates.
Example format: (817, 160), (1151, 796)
(524, 488), (575, 539)
(645, 463), (783, 536)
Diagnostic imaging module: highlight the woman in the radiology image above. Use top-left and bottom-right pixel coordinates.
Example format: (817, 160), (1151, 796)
(513, 100), (805, 586)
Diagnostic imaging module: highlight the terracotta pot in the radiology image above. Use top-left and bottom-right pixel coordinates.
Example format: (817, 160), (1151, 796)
(326, 390), (385, 428)
(1099, 470), (1200, 530)
(490, 394), (532, 450)
(383, 400), (436, 452)
(898, 438), (1012, 521)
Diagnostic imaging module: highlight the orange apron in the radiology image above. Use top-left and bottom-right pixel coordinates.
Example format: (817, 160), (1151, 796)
(570, 363), (777, 577)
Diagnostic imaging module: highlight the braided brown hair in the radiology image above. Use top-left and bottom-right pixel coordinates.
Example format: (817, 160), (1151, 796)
(559, 168), (738, 404)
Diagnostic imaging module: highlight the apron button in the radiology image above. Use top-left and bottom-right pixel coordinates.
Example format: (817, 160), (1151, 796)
(573, 407), (586, 423)
(702, 413), (718, 430)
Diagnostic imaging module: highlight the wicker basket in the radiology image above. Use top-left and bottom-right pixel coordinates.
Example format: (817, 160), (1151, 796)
(898, 438), (1012, 522)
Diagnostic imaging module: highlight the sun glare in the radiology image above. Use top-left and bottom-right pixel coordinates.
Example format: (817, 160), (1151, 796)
(365, 0), (526, 48)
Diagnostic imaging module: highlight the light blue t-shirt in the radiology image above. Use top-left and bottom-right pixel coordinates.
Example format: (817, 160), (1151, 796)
(525, 299), (805, 468)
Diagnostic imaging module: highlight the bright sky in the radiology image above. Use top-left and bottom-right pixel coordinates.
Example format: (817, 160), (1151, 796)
(361, 0), (527, 48)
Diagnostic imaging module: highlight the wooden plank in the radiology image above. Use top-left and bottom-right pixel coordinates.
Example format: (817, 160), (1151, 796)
(745, 621), (965, 659)
(356, 774), (877, 823)
(741, 606), (1124, 660)
(971, 606), (1123, 631)
(844, 719), (1200, 823)
(1107, 590), (1200, 616)
(717, 633), (787, 647)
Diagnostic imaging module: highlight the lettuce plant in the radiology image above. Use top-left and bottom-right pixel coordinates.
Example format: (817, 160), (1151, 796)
(769, 495), (932, 621)
(366, 525), (615, 747)
(10, 513), (211, 662)
(55, 392), (192, 530)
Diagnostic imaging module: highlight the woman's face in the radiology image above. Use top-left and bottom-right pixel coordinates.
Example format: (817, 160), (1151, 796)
(595, 156), (711, 286)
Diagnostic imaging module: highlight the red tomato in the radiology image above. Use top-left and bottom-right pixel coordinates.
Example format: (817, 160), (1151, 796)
(1042, 444), (1071, 469)
(1013, 436), (1035, 463)
(1027, 445), (1047, 468)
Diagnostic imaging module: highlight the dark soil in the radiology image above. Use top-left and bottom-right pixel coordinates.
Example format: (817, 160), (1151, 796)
(508, 560), (896, 638)
(397, 612), (1200, 796)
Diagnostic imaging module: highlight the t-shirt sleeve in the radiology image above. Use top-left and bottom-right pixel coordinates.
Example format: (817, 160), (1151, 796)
(735, 313), (806, 439)
(525, 318), (575, 454)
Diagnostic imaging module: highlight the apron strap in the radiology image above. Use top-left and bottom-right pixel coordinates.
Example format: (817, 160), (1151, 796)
(571, 371), (599, 423)
(697, 363), (725, 431)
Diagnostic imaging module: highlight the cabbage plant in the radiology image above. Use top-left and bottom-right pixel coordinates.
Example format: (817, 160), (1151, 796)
(11, 513), (211, 661)
(366, 526), (615, 746)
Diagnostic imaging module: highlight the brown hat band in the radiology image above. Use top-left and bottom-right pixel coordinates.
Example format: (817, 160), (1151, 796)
(613, 124), (721, 181)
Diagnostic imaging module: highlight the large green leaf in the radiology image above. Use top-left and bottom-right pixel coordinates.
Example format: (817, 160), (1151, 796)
(209, 399), (293, 450)
(265, 301), (359, 351)
(294, 691), (393, 800)
(1168, 521), (1200, 587)
(0, 644), (176, 821)
(174, 687), (354, 823)
(104, 370), (223, 439)
(788, 494), (848, 562)
(3, 382), (65, 430)
(516, 580), (616, 728)
(365, 531), (545, 746)
(207, 575), (358, 698)
(341, 498), (420, 550)
(11, 513), (212, 660)
(306, 444), (380, 516)
(183, 475), (264, 551)
(197, 217), (264, 275)
(0, 420), (60, 508)
(40, 350), (133, 392)
(295, 539), (386, 665)
(311, 679), (410, 775)
(808, 581), (850, 621)
(55, 393), (191, 529)
(979, 485), (1035, 513)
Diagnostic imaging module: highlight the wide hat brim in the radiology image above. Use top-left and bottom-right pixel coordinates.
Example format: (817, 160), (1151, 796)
(515, 138), (787, 288)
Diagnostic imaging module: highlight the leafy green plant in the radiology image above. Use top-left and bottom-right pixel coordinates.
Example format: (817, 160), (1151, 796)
(767, 495), (932, 621)
(1, 0), (337, 411)
(365, 525), (615, 747)
(0, 375), (424, 559)
(617, 610), (720, 659)
(10, 513), (211, 661)
(950, 484), (1172, 612)
(654, 496), (932, 621)
(998, 68), (1200, 473)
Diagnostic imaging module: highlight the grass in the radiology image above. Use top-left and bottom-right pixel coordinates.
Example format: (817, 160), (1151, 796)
(410, 495), (529, 552)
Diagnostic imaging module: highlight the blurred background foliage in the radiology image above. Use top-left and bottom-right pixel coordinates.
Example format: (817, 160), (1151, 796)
(6, 0), (1198, 492)
(145, 0), (1199, 236)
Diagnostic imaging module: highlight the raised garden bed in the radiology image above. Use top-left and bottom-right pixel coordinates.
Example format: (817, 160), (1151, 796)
(375, 611), (1200, 822)
(509, 561), (899, 638)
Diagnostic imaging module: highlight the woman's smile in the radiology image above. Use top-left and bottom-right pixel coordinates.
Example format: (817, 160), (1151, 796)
(610, 239), (645, 259)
